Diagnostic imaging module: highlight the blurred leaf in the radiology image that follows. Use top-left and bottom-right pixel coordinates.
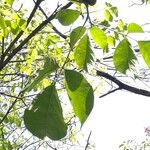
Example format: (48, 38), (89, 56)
(90, 26), (107, 50)
(24, 84), (67, 140)
(70, 26), (86, 48)
(5, 0), (15, 5)
(65, 70), (94, 125)
(138, 41), (150, 68)
(24, 58), (58, 92)
(56, 9), (80, 26)
(107, 35), (115, 46)
(74, 34), (93, 70)
(127, 23), (144, 33)
(113, 39), (136, 73)
(104, 10), (113, 21)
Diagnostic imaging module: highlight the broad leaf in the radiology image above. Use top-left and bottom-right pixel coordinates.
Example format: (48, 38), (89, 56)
(24, 58), (58, 92)
(70, 26), (86, 48)
(74, 34), (93, 70)
(127, 23), (144, 33)
(56, 9), (80, 26)
(113, 39), (136, 73)
(90, 26), (107, 50)
(138, 41), (150, 68)
(65, 70), (94, 124)
(24, 84), (67, 140)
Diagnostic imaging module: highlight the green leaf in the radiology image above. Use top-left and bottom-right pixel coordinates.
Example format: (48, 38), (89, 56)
(127, 23), (144, 33)
(56, 9), (80, 26)
(70, 26), (86, 48)
(113, 39), (136, 73)
(65, 70), (94, 124)
(90, 26), (107, 50)
(74, 34), (93, 70)
(138, 41), (150, 68)
(24, 58), (58, 92)
(107, 35), (115, 46)
(104, 10), (113, 21)
(5, 0), (15, 5)
(24, 84), (67, 140)
(110, 7), (118, 17)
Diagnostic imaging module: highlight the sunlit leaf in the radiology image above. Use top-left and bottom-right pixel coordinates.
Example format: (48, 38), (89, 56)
(74, 34), (93, 70)
(56, 9), (80, 26)
(90, 26), (107, 50)
(107, 35), (115, 46)
(104, 10), (113, 21)
(65, 70), (94, 125)
(113, 39), (136, 73)
(138, 41), (150, 68)
(5, 0), (15, 5)
(24, 58), (58, 92)
(127, 23), (144, 33)
(24, 84), (67, 140)
(70, 26), (86, 48)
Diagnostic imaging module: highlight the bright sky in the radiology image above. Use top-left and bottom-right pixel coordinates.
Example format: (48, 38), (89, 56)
(19, 0), (150, 149)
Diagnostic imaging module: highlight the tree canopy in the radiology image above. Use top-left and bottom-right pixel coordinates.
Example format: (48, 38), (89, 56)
(0, 0), (150, 149)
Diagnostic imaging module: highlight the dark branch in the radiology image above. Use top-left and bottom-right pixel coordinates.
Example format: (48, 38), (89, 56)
(0, 2), (72, 71)
(96, 70), (150, 97)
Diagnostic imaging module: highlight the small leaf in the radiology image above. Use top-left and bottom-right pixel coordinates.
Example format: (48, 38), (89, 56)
(107, 35), (115, 46)
(104, 10), (113, 21)
(138, 41), (150, 68)
(127, 23), (144, 33)
(113, 39), (136, 73)
(24, 84), (67, 140)
(24, 58), (58, 92)
(56, 9), (80, 26)
(90, 26), (107, 50)
(70, 26), (86, 48)
(74, 34), (93, 70)
(65, 70), (94, 124)
(110, 7), (118, 17)
(5, 0), (15, 5)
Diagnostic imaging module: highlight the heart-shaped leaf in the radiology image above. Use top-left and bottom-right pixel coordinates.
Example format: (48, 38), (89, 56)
(24, 84), (67, 140)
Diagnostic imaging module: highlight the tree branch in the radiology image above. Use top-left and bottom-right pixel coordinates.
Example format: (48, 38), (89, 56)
(0, 2), (73, 71)
(96, 70), (150, 97)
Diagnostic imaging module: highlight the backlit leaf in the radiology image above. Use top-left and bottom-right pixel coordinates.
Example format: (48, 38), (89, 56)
(113, 39), (136, 73)
(24, 84), (67, 140)
(90, 26), (107, 50)
(24, 58), (58, 92)
(65, 70), (94, 125)
(104, 10), (113, 21)
(127, 23), (144, 33)
(56, 9), (80, 26)
(70, 26), (86, 48)
(74, 34), (93, 70)
(138, 41), (150, 68)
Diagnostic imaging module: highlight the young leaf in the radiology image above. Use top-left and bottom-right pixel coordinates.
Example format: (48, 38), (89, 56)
(74, 34), (93, 70)
(138, 41), (150, 68)
(104, 10), (113, 21)
(70, 26), (86, 48)
(107, 35), (115, 46)
(127, 23), (144, 33)
(90, 26), (107, 50)
(56, 9), (80, 26)
(65, 70), (94, 125)
(5, 0), (15, 5)
(113, 39), (136, 73)
(24, 84), (67, 140)
(24, 58), (58, 92)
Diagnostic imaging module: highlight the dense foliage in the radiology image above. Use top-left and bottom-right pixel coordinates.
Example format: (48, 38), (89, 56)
(0, 0), (150, 149)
